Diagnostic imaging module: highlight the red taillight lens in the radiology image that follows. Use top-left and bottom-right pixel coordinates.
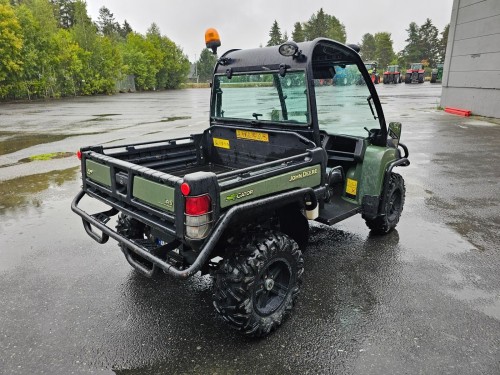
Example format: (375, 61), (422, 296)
(76, 150), (82, 160)
(185, 195), (211, 215)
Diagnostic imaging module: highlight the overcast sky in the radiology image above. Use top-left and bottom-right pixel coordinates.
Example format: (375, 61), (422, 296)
(86, 0), (454, 62)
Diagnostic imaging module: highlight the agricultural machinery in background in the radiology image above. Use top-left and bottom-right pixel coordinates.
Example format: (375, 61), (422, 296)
(404, 63), (425, 84)
(430, 63), (444, 83)
(364, 61), (380, 84)
(383, 65), (402, 84)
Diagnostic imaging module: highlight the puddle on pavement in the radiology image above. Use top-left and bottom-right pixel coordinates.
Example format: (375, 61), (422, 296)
(160, 116), (191, 122)
(82, 117), (113, 122)
(93, 114), (121, 117)
(0, 132), (70, 156)
(0, 167), (79, 215)
(0, 131), (108, 156)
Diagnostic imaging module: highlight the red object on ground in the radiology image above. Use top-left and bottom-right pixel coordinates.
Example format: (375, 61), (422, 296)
(445, 107), (472, 117)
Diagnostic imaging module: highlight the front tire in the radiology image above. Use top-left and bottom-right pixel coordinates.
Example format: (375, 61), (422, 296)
(364, 173), (405, 234)
(213, 230), (303, 337)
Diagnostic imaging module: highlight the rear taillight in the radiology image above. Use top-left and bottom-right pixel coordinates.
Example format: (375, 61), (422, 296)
(185, 194), (213, 240)
(76, 150), (82, 160)
(185, 195), (210, 215)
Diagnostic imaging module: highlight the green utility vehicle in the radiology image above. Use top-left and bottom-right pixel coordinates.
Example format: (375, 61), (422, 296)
(72, 34), (410, 337)
(430, 63), (444, 83)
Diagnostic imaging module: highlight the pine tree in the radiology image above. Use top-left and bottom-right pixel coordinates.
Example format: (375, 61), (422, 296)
(374, 32), (396, 69)
(438, 24), (449, 62)
(267, 20), (283, 46)
(291, 22), (304, 42)
(360, 33), (376, 61)
(419, 18), (439, 66)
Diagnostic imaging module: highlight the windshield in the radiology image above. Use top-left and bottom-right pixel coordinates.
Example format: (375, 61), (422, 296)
(411, 63), (423, 70)
(212, 71), (309, 125)
(315, 63), (379, 138)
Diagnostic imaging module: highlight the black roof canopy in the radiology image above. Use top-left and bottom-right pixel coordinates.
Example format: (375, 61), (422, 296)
(214, 38), (363, 75)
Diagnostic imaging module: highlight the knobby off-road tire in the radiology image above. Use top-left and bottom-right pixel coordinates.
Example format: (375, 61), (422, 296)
(213, 230), (304, 337)
(116, 214), (158, 274)
(116, 214), (145, 244)
(365, 173), (405, 234)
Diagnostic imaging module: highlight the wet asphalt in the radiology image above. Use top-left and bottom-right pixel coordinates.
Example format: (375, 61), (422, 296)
(0, 86), (499, 374)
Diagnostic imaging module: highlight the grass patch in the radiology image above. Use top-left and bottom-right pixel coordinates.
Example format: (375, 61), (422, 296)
(19, 152), (74, 163)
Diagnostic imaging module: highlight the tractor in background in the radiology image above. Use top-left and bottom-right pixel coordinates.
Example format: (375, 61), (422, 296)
(365, 61), (380, 84)
(405, 63), (425, 83)
(383, 65), (402, 84)
(430, 63), (444, 83)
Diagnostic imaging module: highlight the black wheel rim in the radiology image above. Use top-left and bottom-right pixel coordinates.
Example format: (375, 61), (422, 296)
(387, 188), (402, 222)
(253, 258), (292, 316)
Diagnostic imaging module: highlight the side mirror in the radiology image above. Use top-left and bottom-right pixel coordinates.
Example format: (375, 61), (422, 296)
(388, 122), (402, 145)
(205, 28), (221, 54)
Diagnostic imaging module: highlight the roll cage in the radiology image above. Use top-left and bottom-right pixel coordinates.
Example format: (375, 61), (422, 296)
(210, 38), (388, 147)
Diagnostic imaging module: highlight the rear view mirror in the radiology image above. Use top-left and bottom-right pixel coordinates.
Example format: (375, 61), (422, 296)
(388, 122), (402, 144)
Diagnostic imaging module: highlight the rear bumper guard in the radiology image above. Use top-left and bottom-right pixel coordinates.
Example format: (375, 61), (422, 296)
(71, 187), (319, 279)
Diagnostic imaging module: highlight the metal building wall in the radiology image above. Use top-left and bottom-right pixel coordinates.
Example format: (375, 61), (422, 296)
(441, 0), (500, 118)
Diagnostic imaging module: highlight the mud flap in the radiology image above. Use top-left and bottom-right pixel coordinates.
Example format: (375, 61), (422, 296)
(361, 195), (380, 220)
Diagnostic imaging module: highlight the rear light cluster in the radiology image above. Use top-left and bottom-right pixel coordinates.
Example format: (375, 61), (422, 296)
(182, 182), (213, 240)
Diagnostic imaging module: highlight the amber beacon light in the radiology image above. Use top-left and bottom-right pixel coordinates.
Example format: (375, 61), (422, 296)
(205, 28), (221, 54)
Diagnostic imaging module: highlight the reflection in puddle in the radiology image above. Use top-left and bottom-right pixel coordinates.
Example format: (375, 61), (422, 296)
(0, 132), (71, 156)
(0, 167), (78, 215)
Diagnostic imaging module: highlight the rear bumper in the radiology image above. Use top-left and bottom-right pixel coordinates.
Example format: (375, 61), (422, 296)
(72, 186), (321, 279)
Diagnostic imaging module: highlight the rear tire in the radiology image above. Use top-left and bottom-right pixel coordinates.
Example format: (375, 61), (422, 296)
(116, 214), (145, 243)
(213, 230), (303, 337)
(405, 74), (411, 83)
(116, 214), (159, 276)
(430, 74), (437, 83)
(364, 173), (405, 234)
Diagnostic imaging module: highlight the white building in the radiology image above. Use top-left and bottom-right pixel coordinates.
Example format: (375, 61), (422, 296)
(441, 0), (500, 118)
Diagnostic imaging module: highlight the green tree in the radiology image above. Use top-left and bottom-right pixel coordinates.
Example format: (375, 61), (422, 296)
(303, 8), (346, 43)
(52, 28), (84, 96)
(419, 18), (439, 66)
(97, 6), (120, 37)
(120, 19), (132, 38)
(360, 33), (376, 61)
(196, 48), (217, 82)
(438, 23), (449, 62)
(51, 0), (76, 28)
(145, 23), (189, 89)
(291, 22), (304, 42)
(374, 32), (396, 69)
(14, 0), (61, 98)
(326, 13), (346, 42)
(267, 20), (283, 46)
(71, 1), (121, 94)
(400, 22), (421, 67)
(122, 32), (157, 90)
(0, 0), (23, 97)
